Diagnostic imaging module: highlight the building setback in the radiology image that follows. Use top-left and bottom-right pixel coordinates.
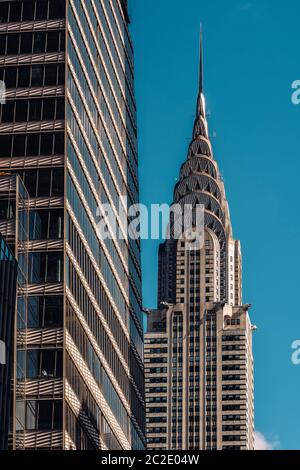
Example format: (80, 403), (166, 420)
(0, 0), (144, 450)
(145, 34), (255, 451)
(0, 233), (17, 451)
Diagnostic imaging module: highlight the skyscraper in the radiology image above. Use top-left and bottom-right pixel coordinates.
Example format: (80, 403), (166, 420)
(0, 0), (144, 450)
(145, 33), (255, 451)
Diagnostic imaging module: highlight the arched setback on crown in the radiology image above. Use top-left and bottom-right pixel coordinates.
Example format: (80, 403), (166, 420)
(166, 27), (243, 305)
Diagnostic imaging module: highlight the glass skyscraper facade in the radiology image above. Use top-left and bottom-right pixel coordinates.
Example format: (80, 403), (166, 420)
(0, 0), (144, 450)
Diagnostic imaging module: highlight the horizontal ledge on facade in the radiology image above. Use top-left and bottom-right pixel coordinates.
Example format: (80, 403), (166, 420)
(5, 86), (65, 99)
(0, 19), (65, 33)
(0, 155), (64, 169)
(0, 120), (64, 133)
(0, 52), (65, 66)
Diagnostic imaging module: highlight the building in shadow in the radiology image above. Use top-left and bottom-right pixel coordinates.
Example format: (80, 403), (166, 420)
(0, 233), (17, 450)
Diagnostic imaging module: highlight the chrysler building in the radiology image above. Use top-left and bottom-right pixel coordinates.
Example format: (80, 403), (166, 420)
(145, 31), (255, 451)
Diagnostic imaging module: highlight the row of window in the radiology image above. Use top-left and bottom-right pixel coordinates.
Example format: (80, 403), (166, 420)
(223, 415), (243, 421)
(146, 348), (168, 355)
(223, 345), (244, 351)
(223, 425), (242, 431)
(146, 387), (167, 394)
(0, 206), (63, 243)
(25, 295), (63, 329)
(17, 349), (62, 379)
(147, 437), (166, 444)
(30, 209), (63, 241)
(0, 31), (65, 55)
(223, 384), (241, 391)
(147, 377), (168, 384)
(147, 427), (167, 434)
(223, 395), (243, 402)
(146, 368), (168, 375)
(146, 407), (167, 414)
(0, 132), (64, 157)
(222, 375), (243, 381)
(222, 335), (245, 342)
(28, 251), (63, 284)
(147, 417), (167, 424)
(16, 400), (62, 432)
(226, 319), (241, 326)
(223, 365), (243, 371)
(147, 397), (167, 404)
(0, 64), (65, 89)
(0, 1), (65, 23)
(12, 168), (64, 198)
(223, 435), (243, 442)
(0, 98), (64, 123)
(147, 357), (168, 364)
(222, 355), (243, 362)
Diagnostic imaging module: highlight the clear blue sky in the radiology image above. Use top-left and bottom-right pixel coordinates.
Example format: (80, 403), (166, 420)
(129, 0), (300, 450)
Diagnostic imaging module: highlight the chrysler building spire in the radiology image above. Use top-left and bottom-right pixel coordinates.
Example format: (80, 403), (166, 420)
(194, 25), (210, 152)
(199, 23), (204, 96)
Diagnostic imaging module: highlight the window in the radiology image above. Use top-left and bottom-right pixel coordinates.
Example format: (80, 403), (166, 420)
(20, 32), (33, 54)
(23, 1), (35, 21)
(0, 98), (65, 123)
(0, 1), (64, 23)
(9, 2), (22, 22)
(0, 30), (64, 55)
(0, 132), (63, 157)
(27, 295), (63, 328)
(13, 135), (26, 156)
(44, 64), (57, 86)
(16, 400), (62, 431)
(16, 100), (28, 121)
(7, 33), (19, 54)
(43, 98), (55, 120)
(46, 31), (59, 52)
(30, 209), (63, 240)
(36, 0), (49, 20)
(26, 134), (38, 156)
(26, 349), (62, 378)
(0, 64), (65, 89)
(1, 101), (14, 122)
(40, 133), (53, 154)
(0, 3), (9, 23)
(28, 251), (63, 283)
(49, 0), (64, 19)
(4, 66), (17, 87)
(29, 99), (42, 121)
(31, 64), (44, 86)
